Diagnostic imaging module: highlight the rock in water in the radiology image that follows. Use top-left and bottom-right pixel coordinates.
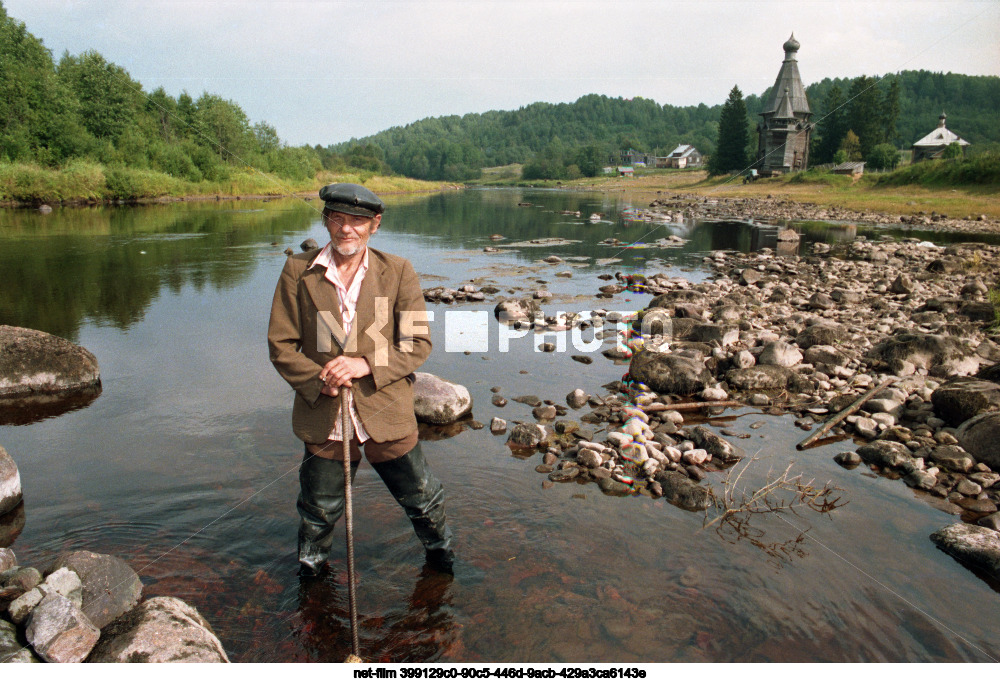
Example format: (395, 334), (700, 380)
(25, 593), (100, 663)
(689, 426), (741, 463)
(566, 389), (590, 409)
(413, 372), (473, 425)
(47, 551), (142, 629)
(930, 523), (1000, 579)
(88, 596), (230, 663)
(0, 445), (21, 516)
(493, 298), (540, 325)
(507, 423), (548, 448)
(857, 441), (912, 469)
(0, 326), (101, 400)
(629, 351), (713, 395)
(653, 471), (711, 511)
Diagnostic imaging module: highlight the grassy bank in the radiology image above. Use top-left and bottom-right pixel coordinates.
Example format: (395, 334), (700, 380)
(0, 161), (454, 206)
(486, 158), (1000, 220)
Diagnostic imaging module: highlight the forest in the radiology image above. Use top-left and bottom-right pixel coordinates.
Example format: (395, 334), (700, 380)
(2, 0), (998, 190)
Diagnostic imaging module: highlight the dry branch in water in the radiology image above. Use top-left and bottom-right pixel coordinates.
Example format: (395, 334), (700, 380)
(704, 454), (848, 532)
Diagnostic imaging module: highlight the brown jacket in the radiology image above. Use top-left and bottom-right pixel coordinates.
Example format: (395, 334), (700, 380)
(268, 247), (432, 444)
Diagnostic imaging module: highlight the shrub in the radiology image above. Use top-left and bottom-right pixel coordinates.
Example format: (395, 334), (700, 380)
(103, 166), (181, 199)
(867, 143), (901, 171)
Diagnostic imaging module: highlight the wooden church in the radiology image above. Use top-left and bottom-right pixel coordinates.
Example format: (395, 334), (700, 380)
(755, 34), (813, 176)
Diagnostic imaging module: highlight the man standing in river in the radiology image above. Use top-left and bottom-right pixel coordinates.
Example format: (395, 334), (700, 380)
(268, 183), (453, 575)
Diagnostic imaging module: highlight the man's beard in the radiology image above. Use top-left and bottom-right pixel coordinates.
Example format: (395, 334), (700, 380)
(331, 244), (365, 256)
(332, 238), (366, 257)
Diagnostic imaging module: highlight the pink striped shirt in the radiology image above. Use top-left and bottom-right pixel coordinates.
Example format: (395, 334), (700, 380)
(309, 244), (371, 443)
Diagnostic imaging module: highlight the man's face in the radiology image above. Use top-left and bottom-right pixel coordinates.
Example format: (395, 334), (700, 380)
(324, 211), (380, 257)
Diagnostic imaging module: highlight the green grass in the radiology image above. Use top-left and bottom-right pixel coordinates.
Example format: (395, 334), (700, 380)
(874, 152), (1000, 188)
(0, 161), (452, 205)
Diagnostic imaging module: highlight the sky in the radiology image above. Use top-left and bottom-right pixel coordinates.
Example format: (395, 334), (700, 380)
(5, 0), (999, 147)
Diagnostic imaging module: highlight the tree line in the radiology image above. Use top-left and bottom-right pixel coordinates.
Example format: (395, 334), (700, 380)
(340, 70), (998, 181)
(3, 0), (998, 186)
(0, 2), (330, 183)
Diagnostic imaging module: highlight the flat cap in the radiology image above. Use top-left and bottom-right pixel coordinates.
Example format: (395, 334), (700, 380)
(319, 183), (385, 217)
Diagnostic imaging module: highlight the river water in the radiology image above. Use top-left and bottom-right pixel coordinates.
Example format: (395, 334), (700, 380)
(0, 189), (998, 662)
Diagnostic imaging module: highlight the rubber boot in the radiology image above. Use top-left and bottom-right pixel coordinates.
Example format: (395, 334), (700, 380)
(297, 448), (358, 575)
(371, 444), (454, 572)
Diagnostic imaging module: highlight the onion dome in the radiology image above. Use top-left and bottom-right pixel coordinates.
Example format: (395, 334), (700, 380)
(783, 33), (800, 56)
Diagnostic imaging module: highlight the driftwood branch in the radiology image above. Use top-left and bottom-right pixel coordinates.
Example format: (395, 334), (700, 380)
(795, 378), (894, 450)
(645, 400), (743, 412)
(704, 450), (847, 537)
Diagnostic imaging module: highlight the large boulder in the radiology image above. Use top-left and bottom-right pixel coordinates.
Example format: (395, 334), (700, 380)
(857, 441), (912, 469)
(25, 593), (100, 663)
(956, 412), (1000, 471)
(930, 523), (1000, 579)
(867, 332), (981, 377)
(928, 445), (976, 473)
(88, 596), (230, 663)
(757, 341), (803, 368)
(726, 365), (798, 391)
(795, 323), (848, 349)
(931, 378), (1000, 427)
(413, 373), (472, 425)
(629, 351), (713, 396)
(47, 551), (141, 629)
(0, 326), (101, 400)
(0, 445), (21, 516)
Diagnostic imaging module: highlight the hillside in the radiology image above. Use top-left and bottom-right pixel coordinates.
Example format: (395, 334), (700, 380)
(337, 72), (1000, 181)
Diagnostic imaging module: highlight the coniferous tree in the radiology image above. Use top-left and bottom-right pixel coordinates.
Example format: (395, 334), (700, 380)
(816, 85), (849, 164)
(882, 78), (900, 146)
(708, 85), (749, 175)
(847, 75), (884, 159)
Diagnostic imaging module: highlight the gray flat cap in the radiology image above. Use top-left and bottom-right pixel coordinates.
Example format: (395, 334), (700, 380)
(319, 183), (385, 217)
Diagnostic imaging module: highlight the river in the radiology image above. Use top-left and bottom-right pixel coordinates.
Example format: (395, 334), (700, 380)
(0, 189), (997, 662)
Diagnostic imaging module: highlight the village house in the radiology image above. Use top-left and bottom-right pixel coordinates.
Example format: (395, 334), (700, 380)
(617, 149), (651, 166)
(755, 34), (813, 176)
(831, 161), (865, 178)
(911, 113), (970, 162)
(664, 144), (703, 168)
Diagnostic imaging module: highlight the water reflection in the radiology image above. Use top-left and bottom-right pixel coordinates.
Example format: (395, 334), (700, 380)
(0, 501), (25, 548)
(0, 200), (317, 339)
(0, 386), (102, 426)
(2, 190), (1000, 663)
